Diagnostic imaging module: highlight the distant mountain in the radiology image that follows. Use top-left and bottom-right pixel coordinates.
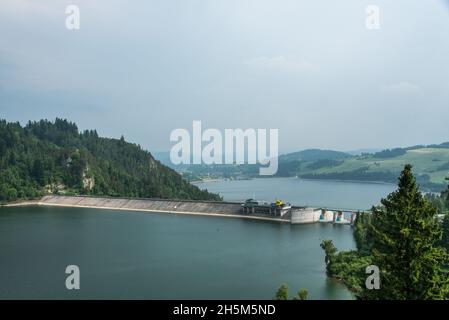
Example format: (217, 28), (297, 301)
(296, 145), (449, 191)
(171, 144), (449, 192)
(0, 119), (221, 202)
(345, 148), (383, 156)
(279, 149), (352, 162)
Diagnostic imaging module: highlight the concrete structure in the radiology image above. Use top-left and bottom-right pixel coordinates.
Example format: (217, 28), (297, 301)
(40, 195), (242, 215)
(290, 208), (321, 224)
(241, 199), (291, 217)
(334, 211), (348, 224)
(8, 196), (367, 226)
(31, 195), (291, 223)
(319, 209), (335, 223)
(317, 209), (358, 225)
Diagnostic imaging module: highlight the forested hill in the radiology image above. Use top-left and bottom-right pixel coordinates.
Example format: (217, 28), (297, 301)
(0, 119), (221, 202)
(279, 149), (351, 162)
(167, 145), (449, 192)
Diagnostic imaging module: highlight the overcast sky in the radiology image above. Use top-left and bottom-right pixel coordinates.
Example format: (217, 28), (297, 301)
(1, 0), (448, 154)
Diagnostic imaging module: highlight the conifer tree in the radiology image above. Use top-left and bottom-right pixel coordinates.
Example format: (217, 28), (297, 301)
(320, 240), (337, 275)
(365, 164), (449, 299)
(293, 289), (308, 300)
(274, 284), (289, 300)
(441, 214), (449, 254)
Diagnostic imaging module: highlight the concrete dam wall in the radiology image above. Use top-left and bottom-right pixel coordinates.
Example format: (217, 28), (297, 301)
(8, 196), (358, 225)
(36, 195), (290, 223)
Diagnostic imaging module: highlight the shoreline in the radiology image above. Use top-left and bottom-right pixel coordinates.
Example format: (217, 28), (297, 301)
(3, 198), (290, 224)
(191, 178), (253, 184)
(295, 177), (397, 186)
(193, 176), (443, 192)
(192, 176), (397, 186)
(3, 200), (41, 207)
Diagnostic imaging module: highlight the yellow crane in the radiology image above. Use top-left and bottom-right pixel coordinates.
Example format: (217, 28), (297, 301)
(275, 199), (285, 207)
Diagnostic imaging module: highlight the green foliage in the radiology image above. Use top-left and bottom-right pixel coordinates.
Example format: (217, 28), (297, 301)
(274, 283), (289, 300)
(0, 118), (221, 202)
(320, 240), (372, 294)
(274, 284), (309, 300)
(307, 159), (343, 170)
(294, 146), (449, 191)
(322, 166), (449, 299)
(435, 178), (449, 260)
(425, 193), (449, 214)
(425, 178), (449, 215)
(373, 148), (407, 159)
(320, 240), (337, 274)
(440, 214), (449, 254)
(365, 164), (449, 299)
(279, 149), (351, 162)
(292, 289), (308, 300)
(300, 167), (399, 184)
(182, 145), (449, 191)
(329, 250), (372, 294)
(353, 212), (373, 255)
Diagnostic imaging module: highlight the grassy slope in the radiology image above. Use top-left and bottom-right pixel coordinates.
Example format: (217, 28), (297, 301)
(306, 148), (449, 184)
(168, 146), (449, 190)
(279, 149), (351, 162)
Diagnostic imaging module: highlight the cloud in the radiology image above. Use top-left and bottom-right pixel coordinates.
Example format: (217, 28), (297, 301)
(244, 56), (314, 73)
(0, 0), (59, 15)
(380, 82), (421, 95)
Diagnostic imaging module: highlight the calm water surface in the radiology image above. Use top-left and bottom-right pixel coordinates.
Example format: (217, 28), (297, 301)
(0, 178), (395, 299)
(195, 177), (396, 210)
(0, 206), (355, 299)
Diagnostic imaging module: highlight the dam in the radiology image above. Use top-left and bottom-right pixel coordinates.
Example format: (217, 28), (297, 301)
(7, 195), (364, 225)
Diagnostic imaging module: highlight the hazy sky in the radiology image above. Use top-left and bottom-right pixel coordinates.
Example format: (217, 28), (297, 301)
(1, 0), (448, 154)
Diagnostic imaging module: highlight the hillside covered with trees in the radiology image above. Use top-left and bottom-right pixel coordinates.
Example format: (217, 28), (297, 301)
(320, 165), (449, 299)
(0, 119), (221, 202)
(295, 146), (449, 191)
(168, 145), (449, 192)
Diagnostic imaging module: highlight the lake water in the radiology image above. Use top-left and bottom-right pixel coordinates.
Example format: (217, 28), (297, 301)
(0, 179), (396, 299)
(195, 177), (396, 210)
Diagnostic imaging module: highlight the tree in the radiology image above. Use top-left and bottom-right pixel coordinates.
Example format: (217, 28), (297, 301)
(442, 176), (449, 255)
(365, 164), (449, 299)
(441, 214), (449, 254)
(32, 159), (45, 186)
(353, 212), (373, 255)
(320, 240), (337, 274)
(0, 118), (221, 203)
(293, 289), (308, 300)
(445, 177), (449, 211)
(274, 283), (289, 300)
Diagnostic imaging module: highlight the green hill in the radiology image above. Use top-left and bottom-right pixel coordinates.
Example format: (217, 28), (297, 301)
(0, 119), (221, 202)
(290, 146), (449, 191)
(175, 145), (449, 192)
(279, 149), (351, 162)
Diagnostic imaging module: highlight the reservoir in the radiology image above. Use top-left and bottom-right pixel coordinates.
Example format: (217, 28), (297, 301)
(0, 179), (396, 299)
(195, 177), (396, 210)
